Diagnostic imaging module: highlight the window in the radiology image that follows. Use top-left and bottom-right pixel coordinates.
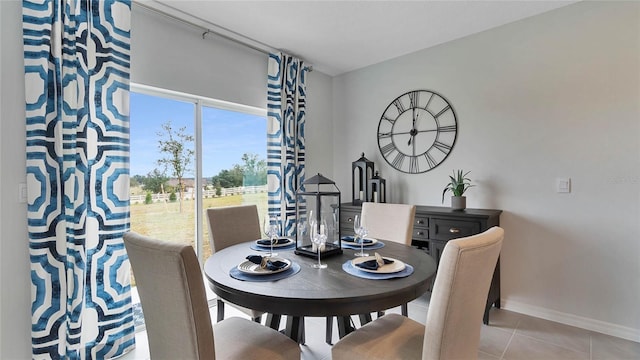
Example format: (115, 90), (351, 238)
(129, 84), (267, 262)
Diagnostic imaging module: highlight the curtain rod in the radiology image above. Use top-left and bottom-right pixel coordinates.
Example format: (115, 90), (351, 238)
(132, 0), (312, 71)
(133, 1), (275, 55)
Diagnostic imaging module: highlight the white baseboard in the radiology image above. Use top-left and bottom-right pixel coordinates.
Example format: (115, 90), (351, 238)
(502, 300), (640, 343)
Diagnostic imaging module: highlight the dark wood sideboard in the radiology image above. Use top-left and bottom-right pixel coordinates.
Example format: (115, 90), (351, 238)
(339, 203), (502, 324)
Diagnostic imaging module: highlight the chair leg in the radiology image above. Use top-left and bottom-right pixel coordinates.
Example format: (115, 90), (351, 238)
(325, 316), (333, 345)
(216, 299), (225, 322)
(265, 313), (281, 330)
(359, 313), (372, 326)
(401, 303), (408, 317)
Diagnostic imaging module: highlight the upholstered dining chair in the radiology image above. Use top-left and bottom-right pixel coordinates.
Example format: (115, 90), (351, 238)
(124, 232), (301, 360)
(326, 202), (417, 344)
(361, 202), (417, 247)
(331, 226), (504, 360)
(206, 205), (265, 323)
(361, 202), (417, 315)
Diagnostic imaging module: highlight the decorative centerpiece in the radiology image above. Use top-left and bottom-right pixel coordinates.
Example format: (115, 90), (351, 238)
(368, 171), (386, 203)
(442, 170), (474, 210)
(352, 153), (374, 205)
(295, 173), (343, 258)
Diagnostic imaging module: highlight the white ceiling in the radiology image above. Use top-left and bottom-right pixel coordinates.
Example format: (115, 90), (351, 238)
(146, 0), (578, 76)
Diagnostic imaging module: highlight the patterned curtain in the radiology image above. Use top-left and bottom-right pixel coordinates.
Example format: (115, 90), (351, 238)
(267, 52), (309, 236)
(23, 0), (135, 358)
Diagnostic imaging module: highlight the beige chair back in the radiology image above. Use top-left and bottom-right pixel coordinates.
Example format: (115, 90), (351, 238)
(423, 226), (504, 360)
(361, 202), (416, 245)
(207, 205), (262, 253)
(124, 232), (215, 360)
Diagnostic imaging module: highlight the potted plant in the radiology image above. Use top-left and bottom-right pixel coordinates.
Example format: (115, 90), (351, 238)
(442, 170), (474, 210)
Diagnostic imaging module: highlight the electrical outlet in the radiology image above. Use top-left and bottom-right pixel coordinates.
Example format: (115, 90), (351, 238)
(556, 178), (571, 193)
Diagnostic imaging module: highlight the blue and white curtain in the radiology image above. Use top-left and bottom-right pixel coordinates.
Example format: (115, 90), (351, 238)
(267, 53), (309, 236)
(23, 0), (134, 358)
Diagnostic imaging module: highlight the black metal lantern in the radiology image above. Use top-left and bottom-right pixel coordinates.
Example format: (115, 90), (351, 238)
(295, 173), (342, 258)
(352, 153), (374, 205)
(368, 171), (386, 203)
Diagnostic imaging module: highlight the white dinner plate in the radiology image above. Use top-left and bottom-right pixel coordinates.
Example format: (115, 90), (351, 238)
(237, 257), (292, 275)
(351, 256), (406, 274)
(342, 237), (378, 246)
(255, 237), (294, 248)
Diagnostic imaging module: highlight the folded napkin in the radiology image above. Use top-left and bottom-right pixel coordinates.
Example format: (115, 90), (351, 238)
(355, 253), (394, 271)
(257, 238), (290, 246)
(342, 236), (373, 244)
(246, 255), (288, 271)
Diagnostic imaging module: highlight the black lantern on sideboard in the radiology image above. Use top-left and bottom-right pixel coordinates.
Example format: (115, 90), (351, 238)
(368, 171), (386, 203)
(295, 173), (342, 258)
(352, 153), (374, 205)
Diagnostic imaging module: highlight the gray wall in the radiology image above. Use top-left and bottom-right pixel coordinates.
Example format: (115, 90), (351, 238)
(332, 1), (639, 340)
(1, 1), (30, 358)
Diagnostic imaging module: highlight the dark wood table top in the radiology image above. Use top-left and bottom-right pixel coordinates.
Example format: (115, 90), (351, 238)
(203, 241), (437, 317)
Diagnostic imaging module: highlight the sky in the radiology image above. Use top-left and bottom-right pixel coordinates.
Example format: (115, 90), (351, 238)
(129, 92), (267, 178)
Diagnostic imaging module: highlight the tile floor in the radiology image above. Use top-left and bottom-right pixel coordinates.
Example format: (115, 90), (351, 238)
(122, 291), (640, 360)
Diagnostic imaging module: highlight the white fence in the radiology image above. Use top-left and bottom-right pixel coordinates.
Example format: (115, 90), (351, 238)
(130, 185), (268, 204)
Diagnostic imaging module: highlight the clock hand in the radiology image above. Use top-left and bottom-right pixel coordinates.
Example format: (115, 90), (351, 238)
(408, 111), (418, 146)
(415, 128), (438, 133)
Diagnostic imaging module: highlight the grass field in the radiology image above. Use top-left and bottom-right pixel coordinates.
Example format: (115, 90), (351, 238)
(130, 192), (268, 261)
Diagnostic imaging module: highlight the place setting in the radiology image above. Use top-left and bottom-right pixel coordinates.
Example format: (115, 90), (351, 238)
(232, 213), (300, 281)
(342, 251), (414, 280)
(229, 254), (301, 282)
(341, 214), (385, 254)
(249, 237), (296, 252)
(249, 213), (296, 253)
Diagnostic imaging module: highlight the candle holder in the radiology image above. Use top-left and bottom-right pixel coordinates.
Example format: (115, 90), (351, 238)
(352, 153), (374, 205)
(295, 173), (342, 258)
(368, 171), (386, 203)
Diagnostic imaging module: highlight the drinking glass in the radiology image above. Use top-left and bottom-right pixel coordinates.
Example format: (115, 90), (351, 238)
(263, 213), (279, 257)
(353, 214), (369, 257)
(311, 218), (328, 269)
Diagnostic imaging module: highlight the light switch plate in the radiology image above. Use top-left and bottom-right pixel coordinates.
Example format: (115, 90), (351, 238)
(19, 183), (28, 203)
(556, 178), (571, 193)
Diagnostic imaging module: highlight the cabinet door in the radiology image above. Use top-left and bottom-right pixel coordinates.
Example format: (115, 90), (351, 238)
(340, 209), (359, 236)
(423, 240), (447, 265)
(430, 218), (481, 241)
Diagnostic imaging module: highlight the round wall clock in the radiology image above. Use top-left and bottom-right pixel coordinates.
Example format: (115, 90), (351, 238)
(377, 90), (457, 174)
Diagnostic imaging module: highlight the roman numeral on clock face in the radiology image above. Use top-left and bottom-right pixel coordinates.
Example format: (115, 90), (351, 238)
(382, 115), (396, 124)
(434, 105), (451, 118)
(432, 140), (452, 154)
(380, 142), (396, 157)
(409, 156), (419, 173)
(409, 91), (419, 108)
(424, 152), (437, 169)
(393, 99), (405, 113)
(438, 125), (456, 132)
(392, 152), (405, 169)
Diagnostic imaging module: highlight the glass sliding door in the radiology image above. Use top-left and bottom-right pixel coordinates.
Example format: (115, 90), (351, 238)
(129, 84), (267, 265)
(129, 91), (196, 250)
(200, 104), (268, 260)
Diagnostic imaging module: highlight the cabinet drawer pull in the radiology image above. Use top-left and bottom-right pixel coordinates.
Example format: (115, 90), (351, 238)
(449, 228), (460, 234)
(416, 220), (424, 225)
(347, 217), (353, 223)
(416, 231), (424, 236)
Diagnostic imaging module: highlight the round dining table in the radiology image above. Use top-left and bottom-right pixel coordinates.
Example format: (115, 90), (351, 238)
(203, 240), (437, 342)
